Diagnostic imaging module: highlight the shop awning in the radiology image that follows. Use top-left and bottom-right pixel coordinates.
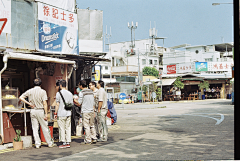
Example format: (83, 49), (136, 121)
(157, 78), (176, 86)
(4, 52), (76, 64)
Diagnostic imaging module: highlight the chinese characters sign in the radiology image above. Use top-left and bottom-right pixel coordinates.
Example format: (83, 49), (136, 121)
(176, 63), (194, 73)
(38, 3), (79, 54)
(0, 0), (11, 34)
(208, 62), (233, 71)
(36, 0), (75, 12)
(195, 62), (208, 71)
(167, 65), (176, 74)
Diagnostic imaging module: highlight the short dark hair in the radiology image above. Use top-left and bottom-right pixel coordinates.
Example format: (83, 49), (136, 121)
(60, 80), (67, 87)
(98, 80), (104, 88)
(89, 81), (96, 87)
(56, 80), (61, 87)
(79, 80), (87, 88)
(33, 78), (42, 86)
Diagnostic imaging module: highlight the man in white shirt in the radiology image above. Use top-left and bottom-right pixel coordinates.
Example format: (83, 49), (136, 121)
(20, 78), (56, 149)
(54, 80), (73, 148)
(96, 80), (108, 142)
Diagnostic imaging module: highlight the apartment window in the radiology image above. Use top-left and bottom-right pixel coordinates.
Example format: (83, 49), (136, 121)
(142, 59), (146, 65)
(149, 59), (153, 65)
(105, 66), (108, 70)
(154, 60), (157, 65)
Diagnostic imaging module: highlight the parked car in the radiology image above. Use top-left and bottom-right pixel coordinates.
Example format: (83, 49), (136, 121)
(118, 99), (129, 104)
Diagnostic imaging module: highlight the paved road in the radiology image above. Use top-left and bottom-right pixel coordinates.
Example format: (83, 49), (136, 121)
(0, 99), (234, 160)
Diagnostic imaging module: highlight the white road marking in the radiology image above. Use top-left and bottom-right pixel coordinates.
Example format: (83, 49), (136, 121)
(183, 113), (224, 125)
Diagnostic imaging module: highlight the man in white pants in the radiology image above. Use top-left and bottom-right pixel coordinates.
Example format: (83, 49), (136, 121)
(96, 80), (108, 142)
(20, 78), (56, 149)
(54, 80), (73, 148)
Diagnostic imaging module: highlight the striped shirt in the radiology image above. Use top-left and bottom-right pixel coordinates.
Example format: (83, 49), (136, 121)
(20, 86), (48, 109)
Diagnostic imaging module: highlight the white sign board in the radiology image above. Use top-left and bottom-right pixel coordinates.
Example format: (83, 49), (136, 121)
(0, 0), (11, 34)
(35, 0), (75, 12)
(176, 63), (195, 74)
(208, 62), (233, 71)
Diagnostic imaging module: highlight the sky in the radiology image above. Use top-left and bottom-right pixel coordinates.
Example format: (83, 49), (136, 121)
(76, 0), (233, 48)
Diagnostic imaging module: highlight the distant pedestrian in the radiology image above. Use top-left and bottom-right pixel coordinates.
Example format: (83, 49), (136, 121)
(96, 80), (108, 142)
(75, 80), (97, 145)
(20, 78), (56, 149)
(54, 80), (73, 148)
(89, 81), (99, 138)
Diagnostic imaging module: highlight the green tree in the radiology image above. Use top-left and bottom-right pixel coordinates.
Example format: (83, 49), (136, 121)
(173, 77), (184, 90)
(155, 87), (162, 101)
(143, 66), (159, 77)
(198, 81), (210, 95)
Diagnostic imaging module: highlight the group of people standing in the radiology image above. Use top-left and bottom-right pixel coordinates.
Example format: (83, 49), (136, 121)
(19, 78), (108, 149)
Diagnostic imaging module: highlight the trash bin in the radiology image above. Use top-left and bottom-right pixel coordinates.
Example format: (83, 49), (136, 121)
(40, 122), (54, 142)
(202, 95), (205, 100)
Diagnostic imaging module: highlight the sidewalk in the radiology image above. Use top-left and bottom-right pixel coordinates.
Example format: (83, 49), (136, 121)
(114, 99), (228, 109)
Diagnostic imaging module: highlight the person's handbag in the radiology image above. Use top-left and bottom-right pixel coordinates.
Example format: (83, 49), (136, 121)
(59, 91), (73, 111)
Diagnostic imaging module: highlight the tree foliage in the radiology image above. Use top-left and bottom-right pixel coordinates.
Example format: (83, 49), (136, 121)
(142, 67), (159, 77)
(155, 87), (162, 100)
(173, 77), (184, 90)
(198, 81), (210, 90)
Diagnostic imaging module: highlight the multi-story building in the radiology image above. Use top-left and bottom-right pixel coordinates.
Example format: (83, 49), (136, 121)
(162, 42), (234, 99)
(98, 38), (167, 84)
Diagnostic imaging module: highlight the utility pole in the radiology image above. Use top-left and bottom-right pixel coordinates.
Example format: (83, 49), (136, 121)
(105, 26), (112, 82)
(128, 21), (139, 87)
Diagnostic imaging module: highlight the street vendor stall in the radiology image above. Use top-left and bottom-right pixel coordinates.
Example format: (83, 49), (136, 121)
(0, 52), (75, 144)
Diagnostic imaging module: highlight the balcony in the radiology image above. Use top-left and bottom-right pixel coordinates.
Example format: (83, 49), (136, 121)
(112, 65), (139, 75)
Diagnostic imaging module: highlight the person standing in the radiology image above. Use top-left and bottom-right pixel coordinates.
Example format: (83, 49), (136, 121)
(19, 78), (56, 149)
(75, 80), (97, 145)
(89, 81), (99, 139)
(54, 80), (73, 148)
(96, 80), (108, 142)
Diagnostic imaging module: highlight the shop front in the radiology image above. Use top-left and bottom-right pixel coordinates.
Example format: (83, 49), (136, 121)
(0, 52), (75, 144)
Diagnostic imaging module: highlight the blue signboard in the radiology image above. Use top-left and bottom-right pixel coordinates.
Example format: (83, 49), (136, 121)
(195, 62), (208, 71)
(38, 20), (79, 54)
(119, 93), (126, 100)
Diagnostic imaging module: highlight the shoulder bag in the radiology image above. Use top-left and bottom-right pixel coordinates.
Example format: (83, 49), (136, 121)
(59, 91), (73, 111)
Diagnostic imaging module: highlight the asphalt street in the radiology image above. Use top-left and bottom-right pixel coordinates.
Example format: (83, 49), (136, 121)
(0, 99), (234, 160)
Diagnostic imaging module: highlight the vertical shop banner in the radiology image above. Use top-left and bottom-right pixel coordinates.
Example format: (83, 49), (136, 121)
(195, 62), (208, 71)
(176, 62), (195, 73)
(0, 0), (11, 34)
(94, 65), (101, 81)
(167, 65), (176, 74)
(38, 3), (79, 54)
(208, 62), (233, 71)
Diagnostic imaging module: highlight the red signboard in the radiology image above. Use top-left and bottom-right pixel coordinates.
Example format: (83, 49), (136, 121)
(167, 65), (176, 74)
